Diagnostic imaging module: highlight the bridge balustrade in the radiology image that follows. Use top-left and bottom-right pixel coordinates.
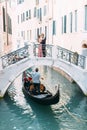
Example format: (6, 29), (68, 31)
(57, 46), (86, 69)
(33, 43), (53, 57)
(1, 45), (30, 68)
(0, 44), (86, 69)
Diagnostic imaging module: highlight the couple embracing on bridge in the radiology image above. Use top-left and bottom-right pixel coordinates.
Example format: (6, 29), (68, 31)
(38, 33), (46, 57)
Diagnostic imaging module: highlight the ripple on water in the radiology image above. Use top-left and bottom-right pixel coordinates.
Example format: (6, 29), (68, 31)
(1, 66), (87, 130)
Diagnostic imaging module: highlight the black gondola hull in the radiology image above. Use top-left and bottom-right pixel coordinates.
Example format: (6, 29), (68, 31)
(22, 85), (60, 105)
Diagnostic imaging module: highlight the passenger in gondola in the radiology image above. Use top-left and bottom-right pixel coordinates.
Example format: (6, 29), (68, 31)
(24, 78), (30, 90)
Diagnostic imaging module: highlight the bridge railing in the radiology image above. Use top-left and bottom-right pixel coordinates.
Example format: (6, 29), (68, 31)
(1, 45), (30, 68)
(0, 43), (53, 69)
(33, 43), (53, 57)
(56, 46), (86, 69)
(0, 43), (86, 69)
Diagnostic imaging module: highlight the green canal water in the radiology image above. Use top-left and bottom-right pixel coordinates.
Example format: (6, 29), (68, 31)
(0, 66), (87, 130)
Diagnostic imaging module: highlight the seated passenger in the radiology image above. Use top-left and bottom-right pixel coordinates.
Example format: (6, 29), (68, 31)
(40, 84), (45, 92)
(29, 84), (36, 94)
(24, 78), (30, 90)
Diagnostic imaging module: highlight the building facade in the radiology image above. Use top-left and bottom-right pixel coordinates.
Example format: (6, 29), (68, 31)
(12, 0), (51, 49)
(0, 0), (12, 55)
(12, 0), (87, 54)
(55, 0), (87, 53)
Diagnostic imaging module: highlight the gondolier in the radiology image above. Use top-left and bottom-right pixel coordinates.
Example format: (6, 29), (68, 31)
(32, 68), (41, 93)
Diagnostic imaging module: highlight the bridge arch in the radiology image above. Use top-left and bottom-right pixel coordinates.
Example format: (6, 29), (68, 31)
(0, 44), (87, 97)
(0, 57), (55, 98)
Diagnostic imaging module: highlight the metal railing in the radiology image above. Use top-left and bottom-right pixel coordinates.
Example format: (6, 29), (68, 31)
(33, 43), (53, 57)
(1, 45), (30, 68)
(57, 46), (86, 69)
(0, 44), (86, 69)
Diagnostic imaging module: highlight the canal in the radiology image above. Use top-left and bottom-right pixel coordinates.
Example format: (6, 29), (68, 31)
(0, 66), (87, 130)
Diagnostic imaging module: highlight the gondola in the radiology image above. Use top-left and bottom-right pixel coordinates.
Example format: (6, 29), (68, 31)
(22, 72), (60, 105)
(22, 84), (60, 105)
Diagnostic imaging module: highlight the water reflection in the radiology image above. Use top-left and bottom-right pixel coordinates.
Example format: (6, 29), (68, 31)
(3, 66), (87, 130)
(4, 91), (60, 130)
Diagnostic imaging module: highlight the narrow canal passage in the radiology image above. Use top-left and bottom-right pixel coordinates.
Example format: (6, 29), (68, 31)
(0, 66), (87, 130)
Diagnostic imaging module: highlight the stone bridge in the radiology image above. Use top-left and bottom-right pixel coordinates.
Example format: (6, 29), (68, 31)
(0, 43), (87, 98)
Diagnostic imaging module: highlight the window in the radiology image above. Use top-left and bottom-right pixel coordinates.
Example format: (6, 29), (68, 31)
(53, 20), (56, 35)
(37, 9), (39, 19)
(27, 30), (29, 41)
(26, 11), (28, 20)
(39, 8), (42, 21)
(61, 17), (63, 34)
(85, 5), (87, 30)
(34, 7), (37, 17)
(64, 15), (67, 33)
(75, 10), (77, 32)
(8, 14), (12, 34)
(21, 14), (23, 22)
(45, 26), (47, 37)
(17, 0), (24, 4)
(37, 28), (39, 37)
(2, 7), (6, 32)
(70, 12), (73, 33)
(40, 27), (42, 34)
(29, 10), (31, 19)
(44, 5), (46, 16)
(21, 31), (25, 40)
(22, 12), (25, 21)
(18, 15), (19, 24)
(2, 7), (12, 34)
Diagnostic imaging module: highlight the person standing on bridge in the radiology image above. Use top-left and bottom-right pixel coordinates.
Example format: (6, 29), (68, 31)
(38, 35), (43, 57)
(41, 33), (46, 57)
